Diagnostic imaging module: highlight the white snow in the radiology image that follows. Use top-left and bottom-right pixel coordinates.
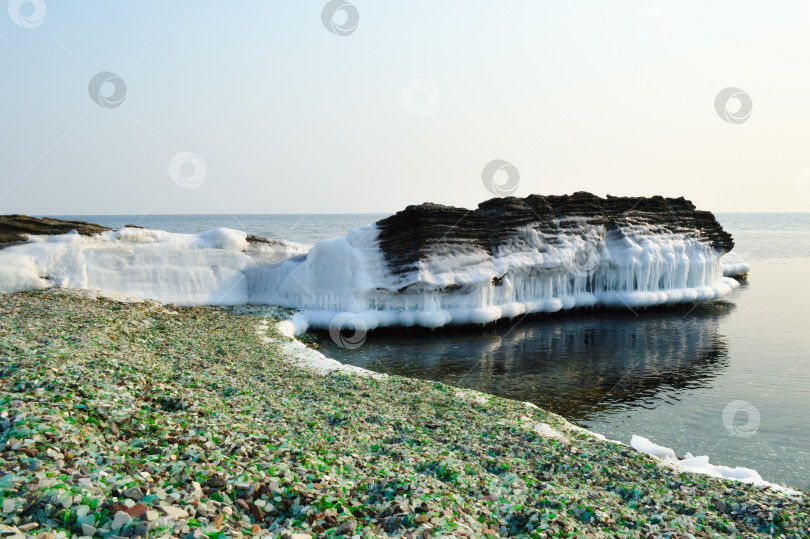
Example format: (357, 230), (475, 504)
(533, 422), (568, 442)
(256, 319), (378, 377)
(0, 221), (749, 332)
(276, 313), (309, 338)
(630, 435), (800, 495)
(630, 434), (678, 459)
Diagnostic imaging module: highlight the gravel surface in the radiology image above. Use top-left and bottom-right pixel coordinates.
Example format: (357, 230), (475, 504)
(1, 290), (808, 538)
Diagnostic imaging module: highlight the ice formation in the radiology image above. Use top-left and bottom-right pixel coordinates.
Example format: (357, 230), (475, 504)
(721, 251), (751, 277)
(0, 222), (746, 330)
(0, 194), (749, 331)
(255, 222), (743, 332)
(0, 227), (307, 305)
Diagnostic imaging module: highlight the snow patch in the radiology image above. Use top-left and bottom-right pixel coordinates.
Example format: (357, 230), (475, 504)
(630, 434), (677, 459)
(513, 415), (569, 442)
(256, 320), (379, 377)
(631, 435), (800, 495)
(533, 422), (568, 442)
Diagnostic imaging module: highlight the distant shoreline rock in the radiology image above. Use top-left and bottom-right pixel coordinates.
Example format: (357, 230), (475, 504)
(0, 214), (277, 249)
(0, 214), (111, 248)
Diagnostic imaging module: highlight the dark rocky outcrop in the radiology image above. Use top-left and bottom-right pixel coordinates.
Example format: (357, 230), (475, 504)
(376, 192), (734, 277)
(0, 215), (111, 248)
(0, 214), (290, 250)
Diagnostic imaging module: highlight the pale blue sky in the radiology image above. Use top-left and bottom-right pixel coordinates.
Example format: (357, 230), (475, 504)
(3, 1), (810, 215)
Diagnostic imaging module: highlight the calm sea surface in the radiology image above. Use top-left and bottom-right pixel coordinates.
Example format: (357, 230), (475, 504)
(57, 212), (810, 489)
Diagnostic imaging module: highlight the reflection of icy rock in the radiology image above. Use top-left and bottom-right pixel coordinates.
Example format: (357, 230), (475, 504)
(319, 306), (731, 420)
(631, 435), (800, 495)
(721, 251), (751, 278)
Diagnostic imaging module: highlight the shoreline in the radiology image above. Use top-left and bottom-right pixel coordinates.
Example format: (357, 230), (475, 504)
(273, 310), (800, 498)
(1, 289), (807, 538)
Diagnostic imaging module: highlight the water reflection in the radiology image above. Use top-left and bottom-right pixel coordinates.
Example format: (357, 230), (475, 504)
(315, 302), (734, 423)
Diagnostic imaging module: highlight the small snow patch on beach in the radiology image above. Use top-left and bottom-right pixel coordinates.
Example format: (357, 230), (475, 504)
(631, 435), (801, 496)
(630, 435), (676, 459)
(276, 313), (309, 337)
(512, 416), (568, 442)
(256, 320), (380, 377)
(533, 422), (568, 442)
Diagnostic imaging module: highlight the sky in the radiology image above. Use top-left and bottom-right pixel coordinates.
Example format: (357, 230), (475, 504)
(2, 0), (810, 215)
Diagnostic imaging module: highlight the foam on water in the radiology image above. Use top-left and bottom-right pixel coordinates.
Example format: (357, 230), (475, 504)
(1, 222), (746, 331)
